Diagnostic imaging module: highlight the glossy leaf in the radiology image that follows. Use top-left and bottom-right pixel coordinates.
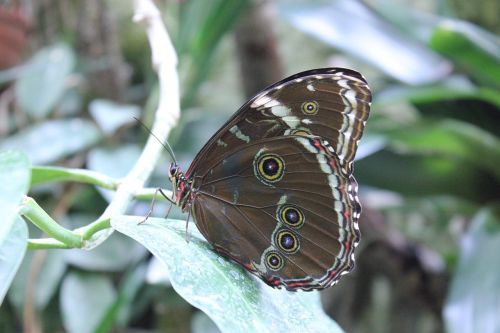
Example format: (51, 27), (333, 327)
(0, 119), (101, 165)
(377, 81), (500, 109)
(279, 0), (451, 84)
(356, 149), (497, 202)
(178, 0), (250, 107)
(112, 216), (344, 333)
(0, 217), (27, 305)
(89, 99), (140, 135)
(0, 150), (30, 244)
(386, 119), (500, 180)
(87, 145), (142, 202)
(444, 206), (500, 333)
(60, 272), (116, 333)
(96, 264), (147, 332)
(15, 43), (76, 118)
(0, 151), (29, 303)
(8, 249), (67, 309)
(430, 20), (500, 88)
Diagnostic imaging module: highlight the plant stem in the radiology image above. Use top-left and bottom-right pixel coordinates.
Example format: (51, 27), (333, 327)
(20, 196), (82, 248)
(27, 238), (72, 250)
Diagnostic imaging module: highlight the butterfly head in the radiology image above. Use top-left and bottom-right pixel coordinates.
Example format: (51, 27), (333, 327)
(168, 162), (192, 210)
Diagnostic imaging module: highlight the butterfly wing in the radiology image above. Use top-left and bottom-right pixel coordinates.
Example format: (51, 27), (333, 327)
(190, 135), (360, 290)
(185, 67), (371, 290)
(186, 67), (371, 177)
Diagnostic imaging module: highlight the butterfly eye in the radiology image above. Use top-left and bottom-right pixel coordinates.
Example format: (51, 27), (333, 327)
(254, 153), (285, 185)
(275, 230), (300, 254)
(265, 251), (284, 271)
(278, 205), (305, 228)
(169, 164), (178, 177)
(301, 101), (319, 115)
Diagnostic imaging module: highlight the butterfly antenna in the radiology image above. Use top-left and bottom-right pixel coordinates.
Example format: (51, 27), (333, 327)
(133, 117), (178, 164)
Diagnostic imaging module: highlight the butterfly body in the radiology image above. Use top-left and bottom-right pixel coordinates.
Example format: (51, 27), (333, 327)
(168, 68), (371, 291)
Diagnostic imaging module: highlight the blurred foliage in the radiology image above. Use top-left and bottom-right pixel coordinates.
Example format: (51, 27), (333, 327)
(0, 0), (499, 333)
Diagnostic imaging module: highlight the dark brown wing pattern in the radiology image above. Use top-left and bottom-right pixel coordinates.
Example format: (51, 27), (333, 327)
(190, 136), (361, 291)
(187, 68), (371, 177)
(185, 68), (371, 290)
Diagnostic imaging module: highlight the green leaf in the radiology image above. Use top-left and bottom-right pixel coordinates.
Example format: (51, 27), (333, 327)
(279, 0), (451, 84)
(0, 119), (101, 165)
(0, 150), (30, 245)
(386, 119), (500, 180)
(377, 82), (500, 109)
(15, 43), (76, 118)
(112, 216), (344, 333)
(430, 20), (500, 88)
(444, 206), (500, 333)
(95, 264), (147, 332)
(8, 249), (67, 310)
(65, 231), (145, 272)
(0, 217), (28, 305)
(60, 272), (116, 333)
(178, 0), (250, 107)
(89, 99), (140, 136)
(0, 150), (30, 304)
(87, 145), (142, 202)
(356, 149), (497, 202)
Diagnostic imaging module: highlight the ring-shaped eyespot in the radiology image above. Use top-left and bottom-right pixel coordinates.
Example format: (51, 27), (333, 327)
(254, 153), (285, 185)
(278, 205), (305, 229)
(301, 100), (319, 115)
(275, 229), (300, 254)
(265, 251), (284, 271)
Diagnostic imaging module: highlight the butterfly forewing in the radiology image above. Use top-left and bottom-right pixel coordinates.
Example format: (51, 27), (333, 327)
(187, 68), (371, 177)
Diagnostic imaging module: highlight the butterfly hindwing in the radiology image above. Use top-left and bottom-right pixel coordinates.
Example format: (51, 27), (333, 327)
(190, 135), (360, 290)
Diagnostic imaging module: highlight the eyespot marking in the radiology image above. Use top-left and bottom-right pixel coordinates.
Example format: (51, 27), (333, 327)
(254, 153), (285, 185)
(275, 229), (300, 254)
(278, 205), (305, 228)
(265, 251), (284, 271)
(301, 101), (319, 115)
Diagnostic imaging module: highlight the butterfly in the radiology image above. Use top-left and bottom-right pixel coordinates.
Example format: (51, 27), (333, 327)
(167, 68), (371, 291)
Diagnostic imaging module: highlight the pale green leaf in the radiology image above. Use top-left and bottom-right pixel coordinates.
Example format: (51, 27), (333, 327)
(112, 216), (344, 333)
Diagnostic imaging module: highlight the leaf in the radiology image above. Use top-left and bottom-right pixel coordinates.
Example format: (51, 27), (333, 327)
(279, 0), (451, 84)
(178, 0), (250, 107)
(386, 119), (500, 180)
(0, 119), (101, 165)
(15, 43), (76, 118)
(65, 231), (146, 272)
(0, 150), (29, 303)
(376, 81), (500, 109)
(87, 145), (142, 202)
(89, 99), (140, 136)
(0, 217), (28, 305)
(8, 249), (67, 310)
(95, 264), (147, 332)
(356, 149), (497, 202)
(0, 150), (30, 244)
(430, 20), (500, 88)
(60, 272), (116, 333)
(444, 206), (500, 333)
(112, 216), (344, 333)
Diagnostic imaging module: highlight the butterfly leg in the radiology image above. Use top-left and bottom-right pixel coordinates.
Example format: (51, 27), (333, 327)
(185, 208), (191, 243)
(138, 187), (161, 225)
(139, 188), (175, 225)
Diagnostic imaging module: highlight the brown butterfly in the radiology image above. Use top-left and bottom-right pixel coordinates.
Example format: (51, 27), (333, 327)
(166, 68), (371, 291)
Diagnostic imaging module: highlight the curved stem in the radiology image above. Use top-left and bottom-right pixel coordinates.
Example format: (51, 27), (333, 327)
(20, 196), (82, 248)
